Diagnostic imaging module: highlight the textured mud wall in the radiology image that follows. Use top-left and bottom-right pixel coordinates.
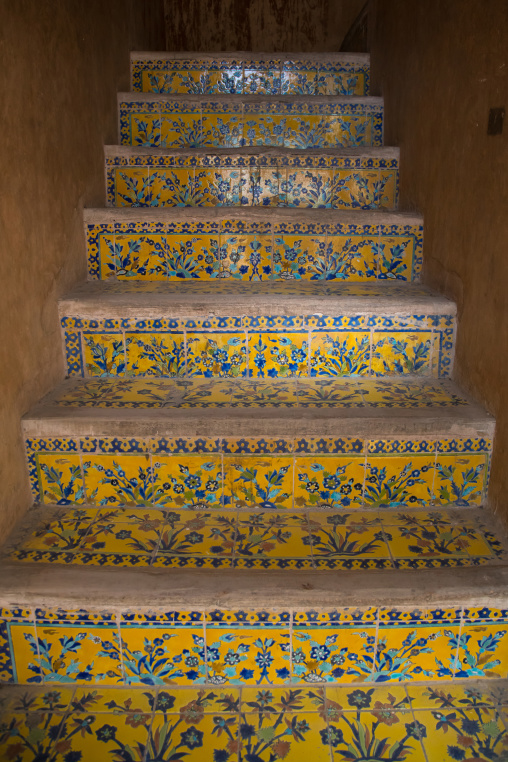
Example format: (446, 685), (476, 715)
(0, 1), (165, 539)
(164, 0), (365, 51)
(370, 1), (508, 516)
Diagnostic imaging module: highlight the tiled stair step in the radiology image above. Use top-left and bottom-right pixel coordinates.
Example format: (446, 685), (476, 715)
(106, 146), (399, 209)
(2, 514), (508, 687)
(85, 207), (423, 282)
(3, 683), (508, 762)
(119, 93), (383, 149)
(58, 281), (455, 379)
(131, 51), (371, 95)
(23, 377), (493, 510)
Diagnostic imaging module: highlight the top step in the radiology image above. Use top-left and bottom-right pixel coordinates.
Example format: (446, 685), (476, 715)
(131, 52), (370, 96)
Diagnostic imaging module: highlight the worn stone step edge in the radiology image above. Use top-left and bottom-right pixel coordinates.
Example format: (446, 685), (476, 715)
(105, 144), (399, 161)
(119, 92), (382, 107)
(0, 560), (507, 611)
(59, 281), (453, 318)
(131, 51), (371, 65)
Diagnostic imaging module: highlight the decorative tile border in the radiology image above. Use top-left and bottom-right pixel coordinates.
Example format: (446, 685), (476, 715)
(24, 435), (490, 508)
(60, 312), (454, 379)
(131, 56), (370, 95)
(119, 97), (383, 149)
(1, 604), (507, 685)
(105, 152), (399, 210)
(86, 216), (423, 281)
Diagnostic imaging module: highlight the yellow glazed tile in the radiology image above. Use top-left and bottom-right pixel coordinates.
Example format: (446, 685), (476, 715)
(237, 512), (308, 528)
(125, 333), (186, 376)
(234, 523), (311, 559)
(179, 378), (235, 406)
(130, 113), (161, 146)
(286, 168), (333, 207)
(98, 233), (117, 279)
(0, 685), (75, 714)
(71, 686), (154, 713)
(115, 167), (150, 206)
(240, 710), (330, 761)
(113, 234), (167, 280)
(309, 521), (390, 559)
(201, 114), (243, 147)
(378, 169), (399, 209)
(406, 682), (497, 709)
(164, 234), (220, 280)
(434, 454), (488, 506)
(243, 115), (285, 147)
(294, 456), (365, 509)
(226, 456), (293, 509)
(160, 687), (240, 712)
(152, 455), (223, 508)
(387, 524), (494, 560)
(327, 235), (377, 280)
(309, 332), (370, 376)
(165, 70), (203, 93)
(34, 624), (123, 683)
(272, 234), (321, 280)
(230, 380), (298, 406)
(160, 113), (202, 148)
(37, 454), (85, 505)
(206, 628), (290, 684)
(413, 707), (508, 761)
(296, 378), (364, 406)
(371, 332), (434, 376)
(82, 454), (153, 506)
(363, 456), (436, 508)
(78, 513), (162, 554)
(284, 115), (323, 149)
(8, 623), (39, 684)
(187, 333), (247, 377)
(249, 166), (285, 206)
(0, 711), (75, 760)
(149, 168), (195, 206)
(198, 167), (245, 206)
(456, 624), (508, 678)
(333, 169), (378, 209)
(358, 379), (433, 407)
(377, 235), (415, 280)
(241, 685), (324, 712)
(220, 233), (272, 280)
(157, 513), (236, 556)
(375, 625), (460, 682)
(150, 713), (240, 761)
(56, 712), (150, 758)
(292, 627), (376, 682)
(330, 115), (373, 147)
(249, 333), (308, 377)
(21, 517), (92, 552)
(325, 684), (409, 710)
(83, 333), (126, 377)
(120, 626), (206, 684)
(281, 70), (317, 95)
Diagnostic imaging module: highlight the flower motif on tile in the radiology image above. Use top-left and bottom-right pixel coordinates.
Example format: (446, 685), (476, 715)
(372, 628), (458, 682)
(310, 333), (370, 375)
(372, 334), (431, 375)
(84, 335), (125, 376)
(132, 116), (161, 147)
(250, 335), (308, 377)
(220, 235), (272, 280)
(200, 170), (246, 206)
(292, 630), (375, 683)
(284, 170), (334, 207)
(103, 236), (153, 278)
(364, 461), (433, 507)
(187, 334), (247, 377)
(235, 514), (308, 557)
(117, 170), (153, 206)
(146, 691), (239, 760)
(243, 116), (285, 146)
(455, 627), (508, 678)
(325, 688), (424, 761)
(157, 513), (236, 555)
(161, 116), (203, 147)
(375, 240), (411, 280)
(395, 515), (487, 557)
(296, 461), (364, 508)
(231, 460), (292, 509)
(25, 512), (92, 551)
(207, 631), (290, 684)
(162, 237), (219, 279)
(21, 628), (123, 683)
(84, 459), (156, 505)
(0, 708), (84, 762)
(435, 460), (486, 506)
(121, 631), (207, 685)
(38, 458), (85, 504)
(309, 514), (386, 557)
(154, 459), (223, 509)
(126, 335), (186, 376)
(157, 170), (208, 206)
(335, 171), (392, 210)
(202, 116), (243, 147)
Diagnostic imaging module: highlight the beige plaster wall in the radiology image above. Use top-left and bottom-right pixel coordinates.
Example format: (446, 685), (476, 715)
(164, 0), (365, 52)
(370, 0), (508, 516)
(0, 1), (165, 539)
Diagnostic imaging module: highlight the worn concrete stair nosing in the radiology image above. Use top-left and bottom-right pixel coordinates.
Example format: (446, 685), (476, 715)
(23, 378), (494, 439)
(130, 51), (371, 66)
(58, 281), (452, 320)
(1, 558), (508, 612)
(83, 205), (422, 227)
(104, 143), (399, 161)
(119, 92), (382, 107)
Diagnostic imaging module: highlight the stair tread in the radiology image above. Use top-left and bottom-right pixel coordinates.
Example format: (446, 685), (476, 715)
(61, 281), (453, 317)
(24, 377), (493, 439)
(131, 51), (371, 64)
(120, 92), (382, 105)
(84, 206), (423, 224)
(106, 143), (398, 159)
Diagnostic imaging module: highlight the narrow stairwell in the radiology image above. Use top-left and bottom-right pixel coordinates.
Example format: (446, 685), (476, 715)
(1, 52), (508, 762)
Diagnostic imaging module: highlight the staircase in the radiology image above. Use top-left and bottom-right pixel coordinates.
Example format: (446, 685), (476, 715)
(1, 52), (508, 762)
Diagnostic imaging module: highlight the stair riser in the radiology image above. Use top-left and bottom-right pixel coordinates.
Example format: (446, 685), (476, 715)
(61, 314), (455, 379)
(1, 604), (506, 685)
(87, 218), (423, 282)
(120, 100), (383, 149)
(131, 58), (370, 96)
(25, 434), (490, 511)
(107, 165), (398, 210)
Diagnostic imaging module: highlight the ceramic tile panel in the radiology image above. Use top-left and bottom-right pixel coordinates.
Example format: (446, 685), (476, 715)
(105, 153), (399, 210)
